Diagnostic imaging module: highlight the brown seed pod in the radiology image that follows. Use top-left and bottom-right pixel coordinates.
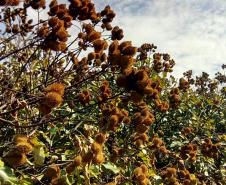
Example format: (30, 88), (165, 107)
(59, 41), (67, 51)
(71, 0), (82, 8)
(142, 116), (154, 126)
(42, 92), (63, 108)
(143, 86), (154, 94)
(37, 26), (49, 38)
(48, 17), (59, 27)
(152, 137), (163, 148)
(45, 83), (65, 96)
(3, 151), (27, 167)
(121, 46), (137, 56)
(135, 124), (149, 133)
(165, 167), (177, 177)
(46, 40), (61, 51)
(111, 26), (124, 40)
(134, 166), (143, 178)
(9, 0), (20, 6)
(64, 15), (73, 25)
(56, 28), (68, 42)
(137, 174), (146, 182)
(134, 165), (149, 184)
(65, 162), (76, 174)
(91, 142), (102, 154)
(119, 41), (131, 51)
(120, 55), (134, 68)
(87, 52), (96, 61)
(14, 135), (29, 143)
(134, 139), (144, 147)
(78, 32), (86, 39)
(50, 4), (59, 15)
(109, 40), (119, 54)
(93, 151), (105, 164)
(82, 151), (94, 164)
(39, 104), (52, 115)
(88, 31), (101, 42)
(140, 164), (149, 177)
(158, 146), (168, 155)
(135, 133), (149, 142)
(16, 142), (33, 154)
(73, 155), (82, 167)
(181, 127), (193, 136)
(93, 39), (108, 52)
(95, 133), (106, 144)
(31, 0), (46, 9)
(123, 116), (131, 124)
(12, 24), (20, 33)
(105, 22), (112, 30)
(116, 75), (127, 87)
(83, 23), (94, 34)
(109, 114), (119, 125)
(44, 164), (61, 179)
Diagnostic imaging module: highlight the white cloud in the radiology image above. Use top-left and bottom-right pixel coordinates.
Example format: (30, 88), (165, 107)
(4, 0), (224, 78)
(94, 0), (226, 77)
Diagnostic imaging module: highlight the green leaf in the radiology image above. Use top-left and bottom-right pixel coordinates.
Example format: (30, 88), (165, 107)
(0, 169), (10, 183)
(102, 163), (120, 174)
(0, 166), (18, 185)
(33, 146), (45, 166)
(170, 141), (183, 148)
(89, 165), (100, 178)
(0, 160), (4, 167)
(38, 131), (51, 145)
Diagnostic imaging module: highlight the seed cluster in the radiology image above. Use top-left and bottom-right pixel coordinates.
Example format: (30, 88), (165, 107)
(133, 164), (150, 185)
(79, 89), (92, 104)
(133, 107), (155, 146)
(161, 166), (197, 185)
(181, 127), (193, 136)
(3, 135), (33, 167)
(0, 0), (20, 6)
(29, 0), (46, 9)
(43, 164), (62, 184)
(39, 83), (65, 115)
(68, 0), (100, 23)
(100, 5), (116, 30)
(2, 7), (34, 35)
(201, 138), (220, 158)
(38, 1), (73, 51)
(98, 80), (112, 102)
(179, 78), (190, 90)
(99, 103), (130, 131)
(180, 143), (198, 162)
(150, 135), (169, 155)
(169, 88), (181, 108)
(153, 53), (175, 73)
(137, 43), (157, 60)
(109, 41), (136, 75)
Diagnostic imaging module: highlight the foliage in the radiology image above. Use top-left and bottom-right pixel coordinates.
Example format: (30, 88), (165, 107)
(0, 0), (225, 185)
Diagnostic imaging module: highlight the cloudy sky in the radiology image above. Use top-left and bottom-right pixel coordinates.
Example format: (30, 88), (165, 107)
(93, 0), (226, 77)
(2, 0), (225, 77)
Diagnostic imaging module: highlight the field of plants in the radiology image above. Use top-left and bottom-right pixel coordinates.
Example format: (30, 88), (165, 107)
(0, 0), (225, 184)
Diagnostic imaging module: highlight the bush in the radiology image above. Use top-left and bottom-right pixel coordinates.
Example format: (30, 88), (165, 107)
(0, 1), (225, 184)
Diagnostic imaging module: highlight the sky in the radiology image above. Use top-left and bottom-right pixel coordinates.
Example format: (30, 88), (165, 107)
(93, 0), (226, 77)
(1, 0), (225, 78)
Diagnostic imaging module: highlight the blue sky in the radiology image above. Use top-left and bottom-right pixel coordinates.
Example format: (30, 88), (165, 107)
(93, 0), (226, 77)
(2, 0), (225, 77)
